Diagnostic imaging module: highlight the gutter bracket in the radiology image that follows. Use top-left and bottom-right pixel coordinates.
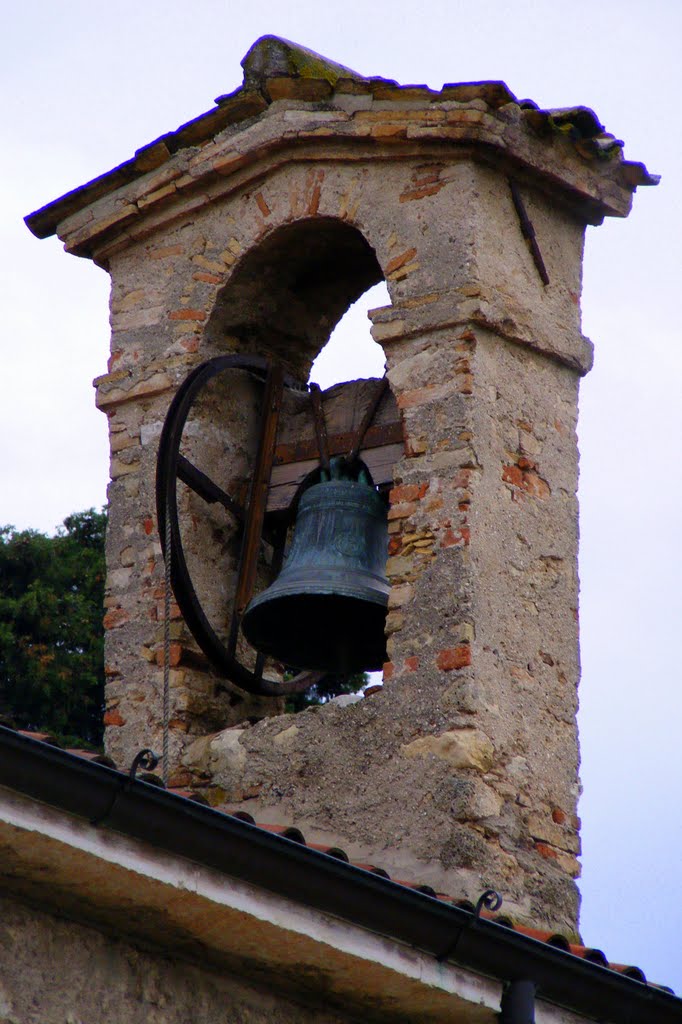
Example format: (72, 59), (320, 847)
(90, 748), (160, 826)
(436, 887), (502, 963)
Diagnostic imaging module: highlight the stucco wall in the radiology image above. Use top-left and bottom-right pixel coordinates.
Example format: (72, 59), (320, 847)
(0, 894), (363, 1024)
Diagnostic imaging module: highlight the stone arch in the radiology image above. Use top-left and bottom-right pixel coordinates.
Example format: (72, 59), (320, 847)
(172, 212), (400, 717)
(204, 216), (385, 380)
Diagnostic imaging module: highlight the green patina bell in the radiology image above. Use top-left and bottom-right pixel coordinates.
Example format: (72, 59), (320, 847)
(242, 459), (389, 672)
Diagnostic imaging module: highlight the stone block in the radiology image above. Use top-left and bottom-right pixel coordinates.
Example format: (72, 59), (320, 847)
(402, 728), (494, 772)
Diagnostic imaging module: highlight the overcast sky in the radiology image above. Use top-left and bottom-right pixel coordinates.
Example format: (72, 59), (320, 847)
(3, 0), (681, 993)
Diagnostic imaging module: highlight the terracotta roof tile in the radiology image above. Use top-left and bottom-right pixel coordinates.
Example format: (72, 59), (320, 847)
(24, 36), (658, 244)
(10, 727), (671, 992)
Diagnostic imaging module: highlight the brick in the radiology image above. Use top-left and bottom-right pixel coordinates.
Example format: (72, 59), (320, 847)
(192, 254), (227, 274)
(382, 661), (394, 681)
(523, 471), (551, 499)
(387, 502), (417, 521)
(371, 124), (407, 139)
(390, 483), (428, 503)
(212, 152), (248, 176)
(441, 526), (470, 548)
(398, 382), (456, 409)
(388, 260), (420, 282)
(110, 288), (146, 313)
(411, 167), (443, 187)
(137, 182), (177, 210)
(103, 709), (126, 727)
(65, 203), (138, 250)
(192, 271), (222, 284)
(103, 607), (130, 630)
(180, 336), (201, 353)
(255, 192), (271, 217)
(308, 174), (323, 215)
(436, 646), (471, 671)
(425, 496), (444, 512)
(502, 464), (524, 488)
(452, 469), (473, 489)
(169, 308), (206, 321)
(143, 517), (154, 535)
(400, 182), (445, 203)
(503, 463), (551, 499)
(168, 770), (193, 788)
(155, 643), (182, 668)
(370, 318), (406, 342)
(535, 842), (558, 860)
(405, 656), (420, 672)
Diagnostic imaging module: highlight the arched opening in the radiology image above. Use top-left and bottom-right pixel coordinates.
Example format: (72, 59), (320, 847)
(205, 217), (384, 380)
(309, 281), (389, 389)
(174, 218), (397, 719)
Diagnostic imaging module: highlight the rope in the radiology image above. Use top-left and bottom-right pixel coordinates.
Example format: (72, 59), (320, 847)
(162, 505), (171, 785)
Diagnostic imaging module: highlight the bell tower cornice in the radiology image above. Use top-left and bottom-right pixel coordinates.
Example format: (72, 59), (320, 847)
(26, 35), (656, 268)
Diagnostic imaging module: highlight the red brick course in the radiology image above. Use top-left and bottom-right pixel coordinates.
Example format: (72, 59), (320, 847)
(436, 646), (471, 671)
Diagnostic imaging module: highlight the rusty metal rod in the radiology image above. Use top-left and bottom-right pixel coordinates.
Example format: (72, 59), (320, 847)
(509, 178), (550, 287)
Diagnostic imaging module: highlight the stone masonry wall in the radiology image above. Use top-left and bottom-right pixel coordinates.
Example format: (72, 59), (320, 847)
(93, 143), (590, 933)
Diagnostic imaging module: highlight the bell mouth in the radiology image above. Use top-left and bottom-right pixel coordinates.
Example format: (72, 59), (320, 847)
(242, 591), (387, 673)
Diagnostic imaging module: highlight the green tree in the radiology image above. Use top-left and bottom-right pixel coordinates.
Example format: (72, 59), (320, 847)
(0, 508), (106, 747)
(285, 671), (368, 713)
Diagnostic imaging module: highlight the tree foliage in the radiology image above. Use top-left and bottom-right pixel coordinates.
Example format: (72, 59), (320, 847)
(285, 671), (368, 713)
(0, 509), (106, 746)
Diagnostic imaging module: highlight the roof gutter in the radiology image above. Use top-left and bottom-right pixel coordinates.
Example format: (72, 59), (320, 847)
(2, 726), (679, 1023)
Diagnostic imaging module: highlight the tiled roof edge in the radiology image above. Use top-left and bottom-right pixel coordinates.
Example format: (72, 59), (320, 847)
(24, 36), (658, 243)
(1, 729), (675, 1007)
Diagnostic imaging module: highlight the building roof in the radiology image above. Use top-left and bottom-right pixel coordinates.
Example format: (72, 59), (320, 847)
(25, 35), (658, 257)
(2, 725), (680, 1022)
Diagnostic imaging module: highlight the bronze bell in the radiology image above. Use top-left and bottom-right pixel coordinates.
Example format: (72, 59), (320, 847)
(242, 460), (389, 672)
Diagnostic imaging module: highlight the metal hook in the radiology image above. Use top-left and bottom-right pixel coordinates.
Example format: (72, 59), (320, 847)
(91, 748), (161, 826)
(436, 888), (503, 963)
(129, 748), (160, 780)
(475, 888), (503, 918)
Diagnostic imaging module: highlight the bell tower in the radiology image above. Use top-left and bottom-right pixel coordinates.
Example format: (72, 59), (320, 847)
(26, 35), (656, 934)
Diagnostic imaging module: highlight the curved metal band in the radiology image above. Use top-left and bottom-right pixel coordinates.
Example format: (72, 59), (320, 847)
(156, 353), (321, 697)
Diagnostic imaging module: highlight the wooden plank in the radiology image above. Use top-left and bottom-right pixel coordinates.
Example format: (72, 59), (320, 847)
(277, 377), (401, 455)
(274, 420), (403, 466)
(267, 442), (403, 512)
